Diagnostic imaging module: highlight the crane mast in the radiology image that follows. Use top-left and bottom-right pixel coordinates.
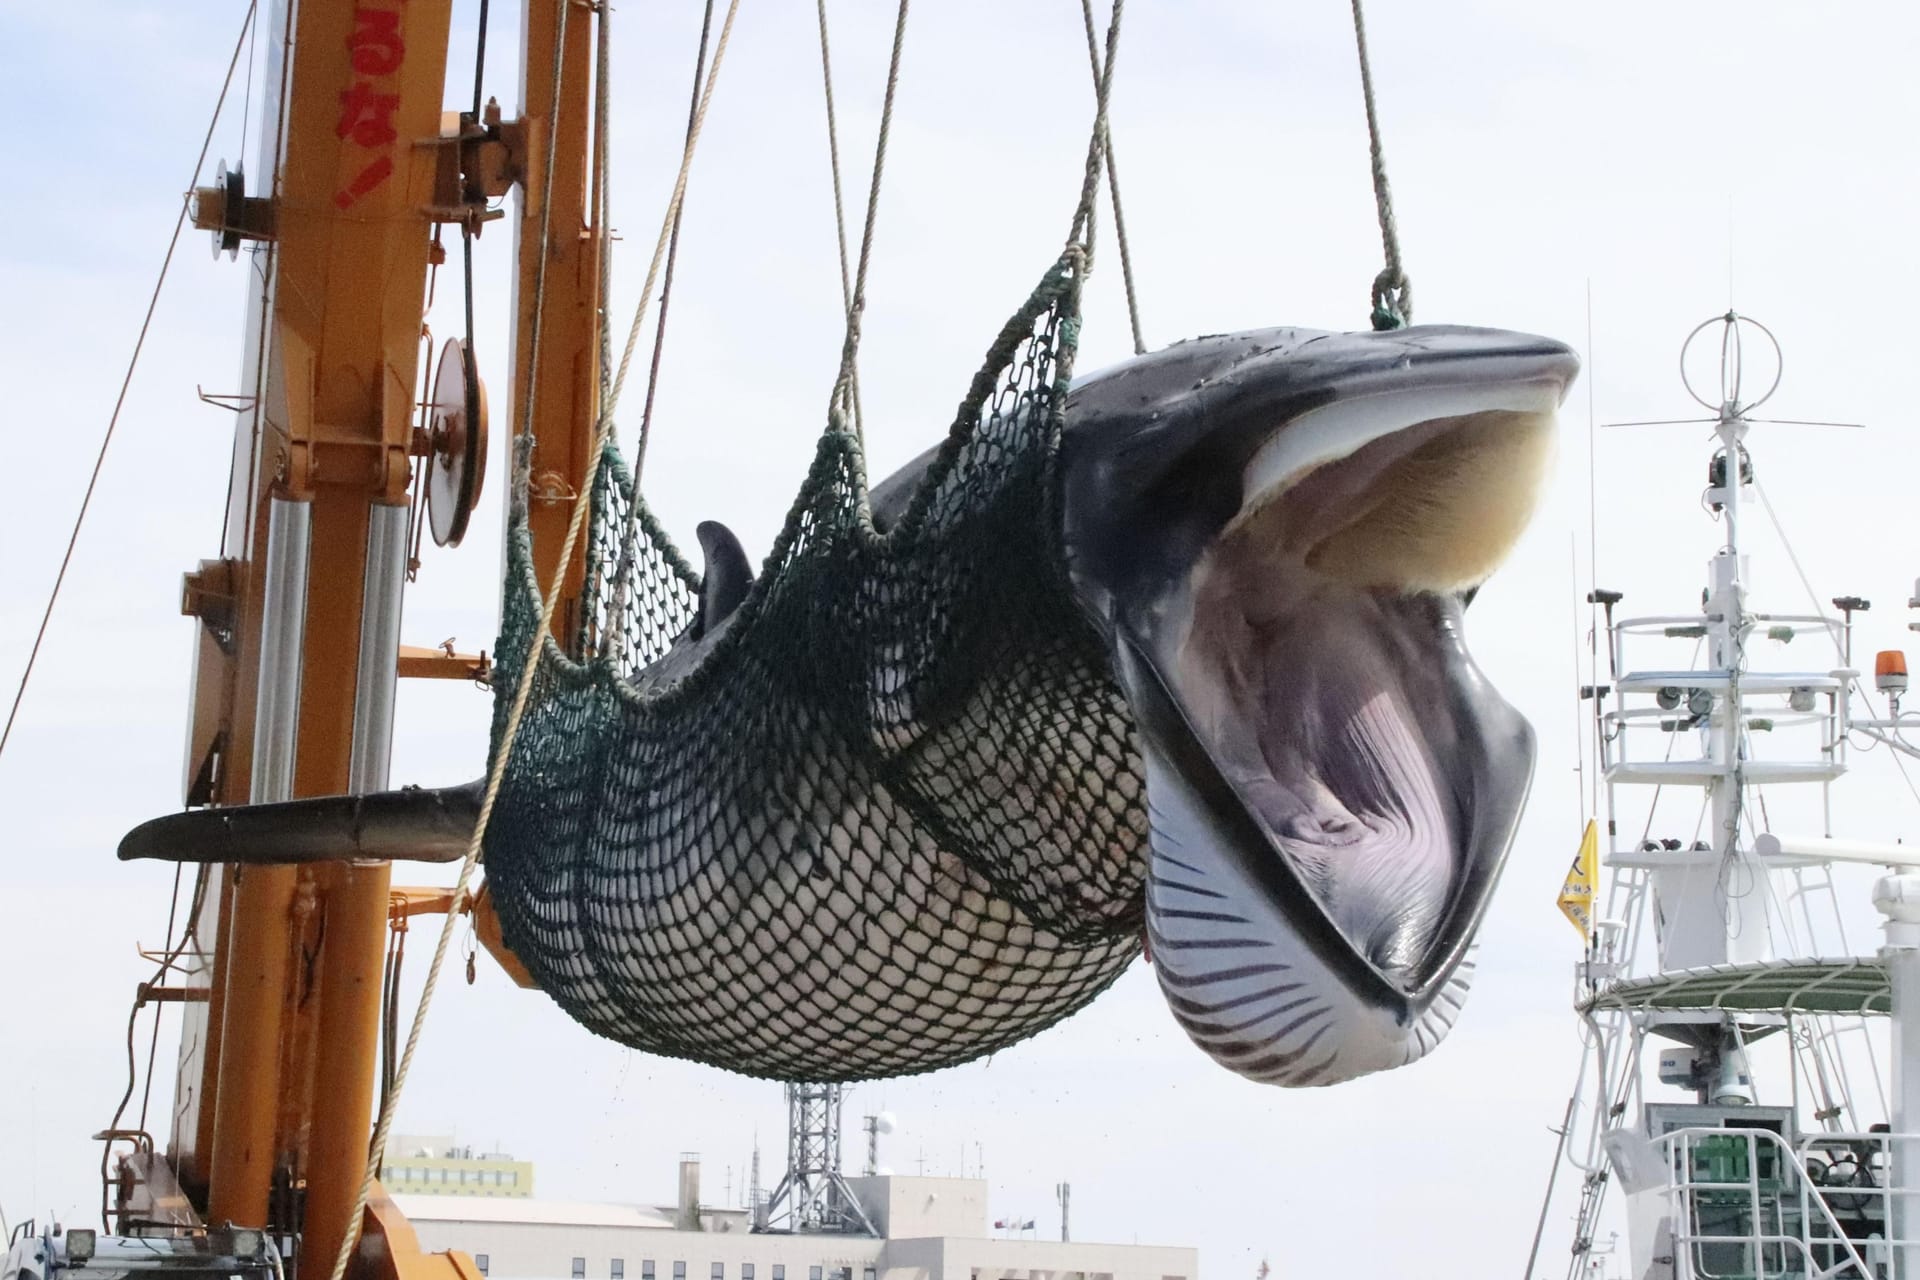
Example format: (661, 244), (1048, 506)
(127, 2), (604, 1277)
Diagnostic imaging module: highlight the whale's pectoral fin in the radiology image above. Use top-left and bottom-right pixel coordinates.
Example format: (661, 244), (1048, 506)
(694, 519), (754, 639)
(117, 779), (485, 865)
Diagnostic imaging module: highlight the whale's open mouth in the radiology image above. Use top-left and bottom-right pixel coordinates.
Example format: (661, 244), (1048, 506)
(1071, 334), (1575, 1085)
(1169, 391), (1553, 999)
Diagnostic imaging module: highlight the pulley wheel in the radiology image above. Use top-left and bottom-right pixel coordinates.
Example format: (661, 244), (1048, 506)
(427, 337), (488, 547)
(207, 161), (245, 259)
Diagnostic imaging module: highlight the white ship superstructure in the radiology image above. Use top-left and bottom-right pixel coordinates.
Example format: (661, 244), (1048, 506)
(1533, 314), (1920, 1280)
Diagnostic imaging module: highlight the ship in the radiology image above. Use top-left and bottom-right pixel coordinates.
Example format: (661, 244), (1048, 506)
(1532, 313), (1920, 1280)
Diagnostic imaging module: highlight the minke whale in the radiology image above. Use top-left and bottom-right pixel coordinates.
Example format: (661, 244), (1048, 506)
(122, 324), (1578, 1088)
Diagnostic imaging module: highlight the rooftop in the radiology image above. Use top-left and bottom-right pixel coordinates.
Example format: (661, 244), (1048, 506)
(392, 1195), (679, 1230)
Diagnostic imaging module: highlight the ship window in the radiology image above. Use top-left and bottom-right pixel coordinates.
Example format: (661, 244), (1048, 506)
(613, 1262), (625, 1280)
(476, 1257), (489, 1277)
(572, 1260), (586, 1279)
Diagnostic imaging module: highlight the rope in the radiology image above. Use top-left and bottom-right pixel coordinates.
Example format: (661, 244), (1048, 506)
(471, 0), (491, 119)
(323, 9), (744, 1280)
(1077, 0), (1143, 355)
(814, 0), (864, 440)
(827, 0), (912, 430)
(1066, 0), (1123, 256)
(463, 0), (490, 481)
(0, 0), (258, 772)
(634, 0), (716, 453)
(622, 0), (743, 476)
(512, 0), (576, 452)
(1347, 0), (1410, 330)
(592, 0), (614, 408)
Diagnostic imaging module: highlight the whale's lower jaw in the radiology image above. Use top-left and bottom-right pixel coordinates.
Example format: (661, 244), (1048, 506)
(1142, 744), (1474, 1087)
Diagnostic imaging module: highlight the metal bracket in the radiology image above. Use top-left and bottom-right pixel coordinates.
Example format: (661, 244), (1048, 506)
(424, 99), (529, 235)
(398, 639), (491, 684)
(181, 558), (240, 654)
(198, 386), (260, 412)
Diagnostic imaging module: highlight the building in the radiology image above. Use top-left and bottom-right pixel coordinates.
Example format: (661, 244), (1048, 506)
(383, 1134), (536, 1199)
(392, 1156), (1196, 1280)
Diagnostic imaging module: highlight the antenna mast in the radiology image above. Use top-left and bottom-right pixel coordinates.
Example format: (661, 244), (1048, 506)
(757, 1083), (878, 1235)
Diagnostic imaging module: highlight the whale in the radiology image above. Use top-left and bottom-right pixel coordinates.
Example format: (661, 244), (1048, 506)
(121, 323), (1578, 1087)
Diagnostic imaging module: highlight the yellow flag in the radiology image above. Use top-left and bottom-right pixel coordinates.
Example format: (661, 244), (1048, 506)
(1557, 819), (1599, 938)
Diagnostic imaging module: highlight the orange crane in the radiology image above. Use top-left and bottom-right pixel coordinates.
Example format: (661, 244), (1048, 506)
(94, 3), (603, 1278)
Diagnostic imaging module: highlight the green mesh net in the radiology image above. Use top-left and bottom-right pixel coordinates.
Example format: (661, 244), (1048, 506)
(483, 256), (1148, 1082)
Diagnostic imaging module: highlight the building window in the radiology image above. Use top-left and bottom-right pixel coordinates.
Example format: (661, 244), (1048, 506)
(864, 1270), (876, 1280)
(743, 1267), (755, 1280)
(572, 1260), (587, 1279)
(810, 1269), (823, 1280)
(613, 1262), (625, 1280)
(712, 1267), (724, 1280)
(772, 1268), (785, 1280)
(643, 1264), (656, 1280)
(475, 1257), (489, 1277)
(673, 1264), (687, 1280)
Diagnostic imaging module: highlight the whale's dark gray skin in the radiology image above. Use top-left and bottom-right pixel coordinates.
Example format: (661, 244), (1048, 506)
(120, 324), (1577, 1088)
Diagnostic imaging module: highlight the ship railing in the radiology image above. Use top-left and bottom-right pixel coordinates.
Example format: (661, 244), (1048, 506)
(1650, 1125), (1920, 1279)
(1598, 659), (1850, 788)
(1598, 609), (1850, 791)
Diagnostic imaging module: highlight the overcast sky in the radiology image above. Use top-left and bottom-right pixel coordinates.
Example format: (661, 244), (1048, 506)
(5, 2), (1920, 1277)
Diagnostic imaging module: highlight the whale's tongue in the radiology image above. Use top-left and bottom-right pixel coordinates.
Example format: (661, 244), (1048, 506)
(1176, 569), (1469, 991)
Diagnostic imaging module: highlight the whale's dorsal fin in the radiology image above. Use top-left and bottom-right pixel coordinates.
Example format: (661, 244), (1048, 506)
(695, 520), (754, 638)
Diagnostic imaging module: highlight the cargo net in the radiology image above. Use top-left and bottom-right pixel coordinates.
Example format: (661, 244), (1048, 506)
(484, 259), (1149, 1082)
